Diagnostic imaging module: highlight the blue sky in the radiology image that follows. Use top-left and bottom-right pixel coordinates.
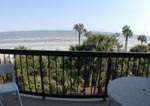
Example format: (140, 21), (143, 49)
(0, 0), (150, 35)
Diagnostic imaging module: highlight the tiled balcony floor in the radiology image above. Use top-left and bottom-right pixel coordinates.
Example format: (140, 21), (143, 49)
(2, 94), (109, 106)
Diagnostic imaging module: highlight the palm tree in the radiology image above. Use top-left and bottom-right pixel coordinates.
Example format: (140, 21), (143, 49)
(73, 24), (85, 45)
(122, 25), (133, 52)
(137, 35), (147, 45)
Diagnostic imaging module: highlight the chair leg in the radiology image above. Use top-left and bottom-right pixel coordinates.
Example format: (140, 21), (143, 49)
(16, 91), (23, 106)
(0, 96), (3, 106)
(108, 98), (112, 106)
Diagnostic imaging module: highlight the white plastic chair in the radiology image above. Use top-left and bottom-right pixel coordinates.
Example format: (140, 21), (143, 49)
(0, 64), (23, 106)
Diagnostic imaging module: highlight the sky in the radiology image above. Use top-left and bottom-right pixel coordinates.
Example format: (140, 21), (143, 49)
(0, 0), (150, 35)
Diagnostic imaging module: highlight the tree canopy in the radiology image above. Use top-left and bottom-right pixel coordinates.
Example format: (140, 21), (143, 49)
(137, 35), (147, 45)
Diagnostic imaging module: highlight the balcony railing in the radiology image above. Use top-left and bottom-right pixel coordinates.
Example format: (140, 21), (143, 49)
(0, 49), (149, 99)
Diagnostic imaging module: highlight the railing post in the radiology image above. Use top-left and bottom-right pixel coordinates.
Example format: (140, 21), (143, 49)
(14, 54), (19, 90)
(146, 58), (150, 77)
(39, 55), (45, 99)
(77, 57), (80, 95)
(105, 57), (111, 100)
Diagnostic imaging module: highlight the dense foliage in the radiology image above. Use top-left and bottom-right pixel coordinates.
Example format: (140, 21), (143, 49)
(70, 33), (122, 52)
(130, 45), (150, 52)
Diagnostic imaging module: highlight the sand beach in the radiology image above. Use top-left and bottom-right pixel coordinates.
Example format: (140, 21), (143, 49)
(0, 39), (78, 50)
(0, 38), (141, 51)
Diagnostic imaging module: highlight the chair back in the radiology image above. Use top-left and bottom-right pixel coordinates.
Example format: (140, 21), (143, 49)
(0, 64), (15, 82)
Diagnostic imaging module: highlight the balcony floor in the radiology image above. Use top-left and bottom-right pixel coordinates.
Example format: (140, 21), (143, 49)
(2, 94), (111, 106)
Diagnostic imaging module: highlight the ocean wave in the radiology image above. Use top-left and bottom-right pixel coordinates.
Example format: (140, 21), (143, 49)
(0, 37), (78, 42)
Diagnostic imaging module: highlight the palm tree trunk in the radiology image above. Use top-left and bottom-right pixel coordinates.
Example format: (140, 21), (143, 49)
(89, 67), (93, 87)
(79, 33), (81, 45)
(94, 69), (100, 94)
(125, 37), (128, 52)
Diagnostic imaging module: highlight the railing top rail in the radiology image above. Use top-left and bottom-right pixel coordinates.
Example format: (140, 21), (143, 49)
(0, 49), (150, 58)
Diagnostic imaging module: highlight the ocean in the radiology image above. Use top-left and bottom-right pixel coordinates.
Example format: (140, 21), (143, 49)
(0, 30), (149, 51)
(0, 30), (79, 50)
(0, 30), (78, 42)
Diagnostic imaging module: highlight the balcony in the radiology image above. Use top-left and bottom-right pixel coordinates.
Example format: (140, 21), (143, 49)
(0, 49), (149, 105)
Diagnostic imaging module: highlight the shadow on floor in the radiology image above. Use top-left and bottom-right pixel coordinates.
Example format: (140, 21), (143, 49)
(2, 94), (109, 106)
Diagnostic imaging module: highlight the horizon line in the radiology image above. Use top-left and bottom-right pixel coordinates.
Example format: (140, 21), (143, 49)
(0, 29), (149, 36)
